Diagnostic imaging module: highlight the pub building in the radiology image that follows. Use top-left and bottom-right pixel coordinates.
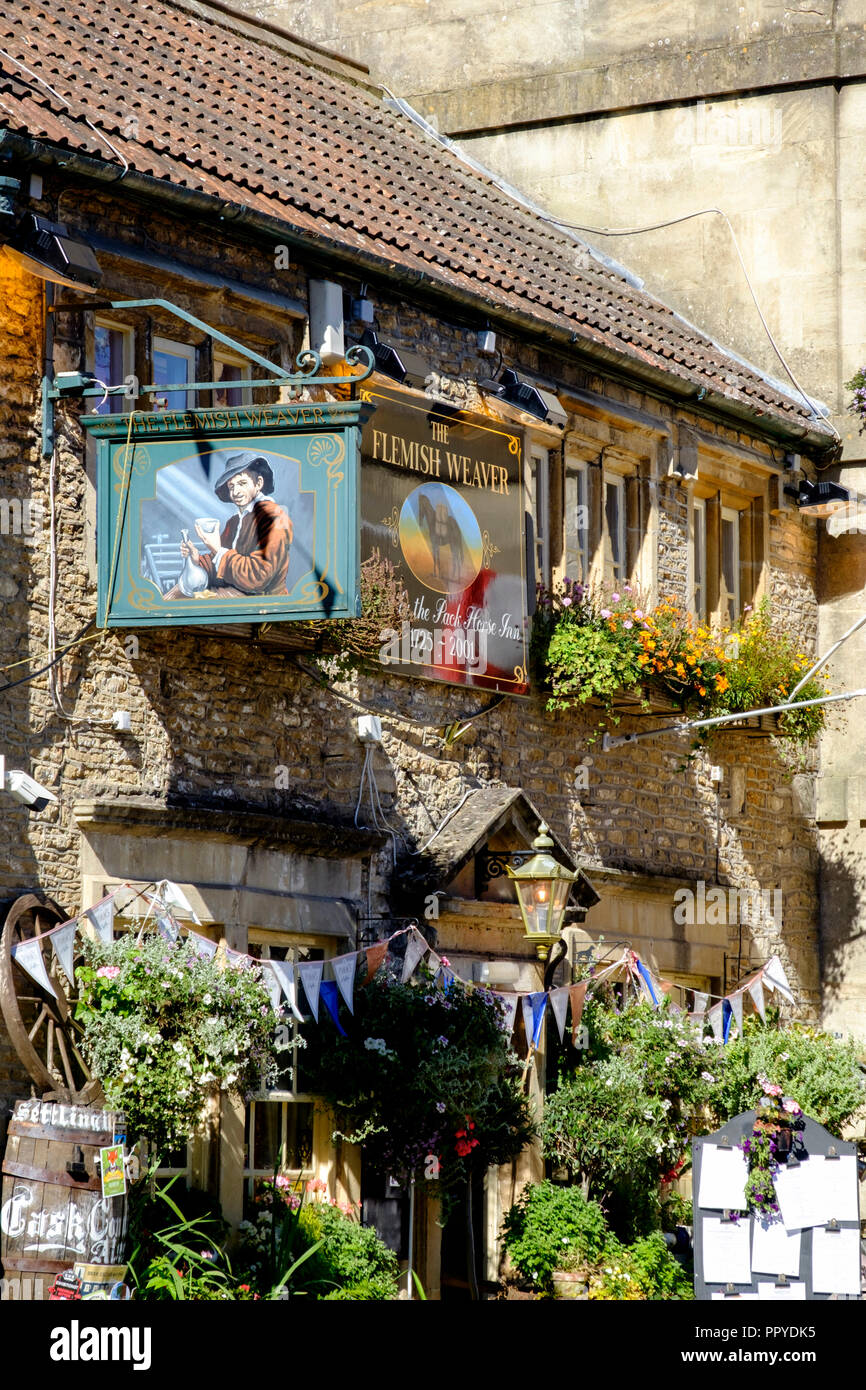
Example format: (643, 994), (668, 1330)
(0, 0), (835, 1297)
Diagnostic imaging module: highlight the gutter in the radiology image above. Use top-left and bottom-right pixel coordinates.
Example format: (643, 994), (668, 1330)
(0, 126), (836, 456)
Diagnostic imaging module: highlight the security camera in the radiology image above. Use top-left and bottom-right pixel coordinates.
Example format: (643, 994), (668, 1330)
(0, 755), (58, 812)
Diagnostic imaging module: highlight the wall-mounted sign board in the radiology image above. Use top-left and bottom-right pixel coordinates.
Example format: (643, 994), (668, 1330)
(86, 400), (368, 628)
(692, 1110), (862, 1301)
(359, 384), (529, 695)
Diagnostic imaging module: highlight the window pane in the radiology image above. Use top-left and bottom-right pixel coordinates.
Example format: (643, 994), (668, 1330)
(215, 359), (248, 408)
(605, 480), (623, 580)
(286, 1103), (315, 1171)
(565, 468), (588, 582)
(252, 1101), (282, 1173)
(693, 503), (706, 621)
(93, 325), (127, 414)
(721, 515), (739, 623)
(153, 347), (191, 412)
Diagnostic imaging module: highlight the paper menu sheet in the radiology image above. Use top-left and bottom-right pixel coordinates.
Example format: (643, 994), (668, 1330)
(751, 1217), (801, 1278)
(698, 1144), (748, 1211)
(811, 1226), (862, 1296)
(757, 1281), (807, 1300)
(702, 1215), (752, 1285)
(774, 1155), (859, 1230)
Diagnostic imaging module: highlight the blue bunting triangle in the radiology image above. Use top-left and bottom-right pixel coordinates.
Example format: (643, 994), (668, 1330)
(320, 980), (347, 1036)
(722, 997), (733, 1043)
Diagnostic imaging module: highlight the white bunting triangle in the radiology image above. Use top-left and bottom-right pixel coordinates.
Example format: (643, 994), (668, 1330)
(748, 976), (766, 1022)
(226, 948), (251, 970)
(51, 921), (78, 984)
(763, 955), (794, 1004)
(156, 914), (179, 943)
(261, 961), (284, 1015)
(692, 991), (709, 1017)
(188, 932), (217, 960)
(12, 939), (57, 998)
(493, 993), (519, 1036)
(85, 897), (115, 944)
(156, 880), (201, 924)
(332, 953), (357, 1013)
(401, 928), (428, 984)
(708, 1004), (724, 1041)
(549, 986), (570, 1044)
(270, 960), (304, 1021)
(298, 960), (323, 1021)
(729, 990), (744, 1036)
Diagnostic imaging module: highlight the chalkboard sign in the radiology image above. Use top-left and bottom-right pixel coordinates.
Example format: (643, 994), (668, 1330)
(692, 1111), (862, 1301)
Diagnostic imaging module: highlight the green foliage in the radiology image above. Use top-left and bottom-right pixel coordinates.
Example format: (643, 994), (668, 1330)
(301, 965), (534, 1213)
(304, 551), (411, 677)
(75, 932), (287, 1159)
(543, 1000), (714, 1240)
(710, 1018), (865, 1136)
(532, 583), (827, 747)
(501, 1179), (607, 1291)
(588, 1231), (693, 1301)
(711, 599), (827, 742)
(844, 365), (866, 433)
(301, 1203), (400, 1300)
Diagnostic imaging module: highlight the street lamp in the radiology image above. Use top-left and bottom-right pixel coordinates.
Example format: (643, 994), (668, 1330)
(507, 823), (580, 961)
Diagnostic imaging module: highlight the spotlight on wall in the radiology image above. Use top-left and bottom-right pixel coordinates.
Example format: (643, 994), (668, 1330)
(351, 285), (375, 324)
(784, 477), (849, 518)
(478, 367), (567, 427)
(476, 327), (497, 356)
(0, 754), (58, 813)
(1, 212), (102, 291)
(360, 329), (431, 389)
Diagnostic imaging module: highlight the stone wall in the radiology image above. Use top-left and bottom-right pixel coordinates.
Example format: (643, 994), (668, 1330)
(0, 172), (824, 1126)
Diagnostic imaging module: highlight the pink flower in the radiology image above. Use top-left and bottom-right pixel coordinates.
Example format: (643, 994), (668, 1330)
(600, 608), (612, 619)
(624, 620), (633, 629)
(96, 965), (121, 980)
(761, 1081), (783, 1097)
(782, 1098), (801, 1115)
(611, 592), (621, 602)
(561, 596), (572, 607)
(440, 956), (450, 968)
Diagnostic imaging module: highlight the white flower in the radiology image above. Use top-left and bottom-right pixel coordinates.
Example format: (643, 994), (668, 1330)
(202, 994), (212, 1006)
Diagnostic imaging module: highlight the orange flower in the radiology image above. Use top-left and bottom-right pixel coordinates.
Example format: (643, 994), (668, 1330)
(715, 675), (730, 693)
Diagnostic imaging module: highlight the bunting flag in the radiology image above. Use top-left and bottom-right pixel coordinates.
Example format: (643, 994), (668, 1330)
(51, 920), (78, 983)
(493, 993), (519, 1036)
(692, 991), (709, 1017)
(188, 932), (217, 960)
(634, 957), (659, 1006)
(320, 981), (348, 1036)
(360, 941), (389, 987)
(156, 880), (201, 925)
(729, 990), (744, 1036)
(439, 967), (454, 995)
(261, 961), (284, 1015)
(568, 981), (588, 1045)
(298, 960), (323, 1021)
(763, 955), (795, 1004)
(85, 897), (115, 944)
(708, 1004), (724, 1041)
(226, 948), (251, 970)
(426, 950), (442, 975)
(11, 939), (57, 998)
(722, 998), (734, 1043)
(270, 959), (304, 1021)
(549, 986), (570, 1044)
(748, 976), (766, 1022)
(156, 914), (179, 943)
(332, 953), (357, 1013)
(401, 928), (428, 984)
(522, 992), (547, 1049)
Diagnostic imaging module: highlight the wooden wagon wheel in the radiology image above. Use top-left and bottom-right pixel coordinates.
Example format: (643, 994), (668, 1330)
(0, 892), (93, 1100)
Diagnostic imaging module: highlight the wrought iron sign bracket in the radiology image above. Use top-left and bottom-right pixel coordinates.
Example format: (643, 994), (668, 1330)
(41, 296), (374, 456)
(475, 850), (534, 894)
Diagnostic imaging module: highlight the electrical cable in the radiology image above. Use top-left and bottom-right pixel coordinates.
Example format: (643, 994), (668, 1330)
(380, 85), (837, 447)
(0, 623), (97, 695)
(0, 48), (129, 177)
(545, 206), (839, 444)
(288, 655), (506, 732)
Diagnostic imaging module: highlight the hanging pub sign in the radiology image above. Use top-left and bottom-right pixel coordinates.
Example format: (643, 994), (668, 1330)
(85, 400), (368, 628)
(360, 384), (529, 694)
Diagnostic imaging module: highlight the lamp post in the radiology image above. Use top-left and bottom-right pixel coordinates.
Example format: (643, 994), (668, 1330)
(507, 823), (580, 961)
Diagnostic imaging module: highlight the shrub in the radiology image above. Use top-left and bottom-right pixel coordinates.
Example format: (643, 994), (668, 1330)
(501, 1180), (607, 1292)
(710, 1017), (866, 1136)
(300, 1202), (400, 1300)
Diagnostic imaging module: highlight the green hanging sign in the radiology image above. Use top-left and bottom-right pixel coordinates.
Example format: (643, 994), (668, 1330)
(86, 400), (368, 628)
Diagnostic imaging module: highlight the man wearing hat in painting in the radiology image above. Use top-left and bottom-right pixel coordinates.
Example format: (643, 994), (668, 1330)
(178, 451), (293, 596)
